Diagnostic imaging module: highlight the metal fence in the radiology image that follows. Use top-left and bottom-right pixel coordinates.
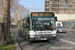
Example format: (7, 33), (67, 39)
(59, 20), (75, 29)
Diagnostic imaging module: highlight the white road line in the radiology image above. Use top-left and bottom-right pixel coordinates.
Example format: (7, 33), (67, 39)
(57, 38), (75, 45)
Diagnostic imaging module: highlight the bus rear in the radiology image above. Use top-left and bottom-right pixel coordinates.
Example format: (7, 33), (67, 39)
(29, 12), (57, 41)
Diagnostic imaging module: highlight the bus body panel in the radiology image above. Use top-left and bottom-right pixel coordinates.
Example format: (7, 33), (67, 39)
(28, 30), (57, 41)
(29, 34), (56, 41)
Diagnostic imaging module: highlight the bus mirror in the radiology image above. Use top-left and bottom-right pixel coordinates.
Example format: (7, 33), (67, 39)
(55, 17), (57, 21)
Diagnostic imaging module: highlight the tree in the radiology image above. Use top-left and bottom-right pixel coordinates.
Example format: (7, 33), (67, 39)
(11, 4), (30, 25)
(1, 0), (20, 41)
(0, 0), (30, 42)
(0, 0), (4, 23)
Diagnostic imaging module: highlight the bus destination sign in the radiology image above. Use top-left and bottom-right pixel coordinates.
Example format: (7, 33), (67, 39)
(31, 12), (54, 17)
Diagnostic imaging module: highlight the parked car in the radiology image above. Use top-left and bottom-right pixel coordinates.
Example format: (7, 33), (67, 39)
(57, 26), (66, 33)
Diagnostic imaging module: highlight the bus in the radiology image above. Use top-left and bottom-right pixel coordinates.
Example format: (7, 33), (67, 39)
(18, 12), (57, 41)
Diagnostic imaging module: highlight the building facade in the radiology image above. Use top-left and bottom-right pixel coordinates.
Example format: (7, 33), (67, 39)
(45, 0), (75, 14)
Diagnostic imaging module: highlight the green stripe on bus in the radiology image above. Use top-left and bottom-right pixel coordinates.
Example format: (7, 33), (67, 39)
(27, 29), (29, 36)
(54, 14), (55, 17)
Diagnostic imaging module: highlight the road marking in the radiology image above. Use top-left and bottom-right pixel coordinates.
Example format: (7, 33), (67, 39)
(58, 38), (75, 45)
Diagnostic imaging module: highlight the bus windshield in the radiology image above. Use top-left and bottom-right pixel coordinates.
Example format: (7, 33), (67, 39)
(31, 17), (56, 30)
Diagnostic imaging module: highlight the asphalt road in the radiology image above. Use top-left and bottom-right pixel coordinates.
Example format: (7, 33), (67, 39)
(12, 28), (75, 50)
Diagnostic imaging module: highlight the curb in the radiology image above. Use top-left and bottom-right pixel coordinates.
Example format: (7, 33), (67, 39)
(10, 28), (21, 50)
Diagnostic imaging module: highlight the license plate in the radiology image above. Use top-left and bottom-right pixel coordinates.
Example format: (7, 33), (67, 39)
(41, 38), (47, 40)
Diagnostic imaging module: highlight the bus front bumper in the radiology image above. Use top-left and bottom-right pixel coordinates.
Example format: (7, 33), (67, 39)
(29, 34), (56, 41)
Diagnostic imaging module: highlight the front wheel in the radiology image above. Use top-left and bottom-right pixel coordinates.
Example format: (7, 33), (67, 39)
(23, 32), (25, 38)
(25, 33), (28, 40)
(23, 34), (25, 38)
(19, 32), (20, 34)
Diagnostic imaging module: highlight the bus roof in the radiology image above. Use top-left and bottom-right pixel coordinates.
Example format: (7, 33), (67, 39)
(18, 12), (55, 21)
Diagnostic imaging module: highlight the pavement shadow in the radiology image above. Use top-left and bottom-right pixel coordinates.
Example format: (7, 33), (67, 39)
(16, 35), (26, 43)
(57, 34), (64, 39)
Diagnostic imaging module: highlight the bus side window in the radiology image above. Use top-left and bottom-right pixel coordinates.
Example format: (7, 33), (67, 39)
(23, 18), (30, 29)
(24, 19), (28, 28)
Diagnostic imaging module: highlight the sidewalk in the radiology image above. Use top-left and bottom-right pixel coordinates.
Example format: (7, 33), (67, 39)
(11, 28), (21, 50)
(66, 28), (75, 31)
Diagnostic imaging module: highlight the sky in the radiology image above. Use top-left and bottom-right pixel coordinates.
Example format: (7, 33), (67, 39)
(19, 0), (44, 12)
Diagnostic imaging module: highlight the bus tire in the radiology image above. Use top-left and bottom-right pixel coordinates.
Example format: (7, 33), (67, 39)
(24, 33), (26, 40)
(19, 32), (20, 34)
(23, 35), (24, 38)
(25, 32), (28, 40)
(23, 32), (25, 38)
(26, 35), (28, 41)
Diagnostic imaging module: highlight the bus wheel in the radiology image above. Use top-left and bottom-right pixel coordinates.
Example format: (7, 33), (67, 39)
(23, 32), (25, 38)
(25, 33), (28, 40)
(19, 32), (21, 34)
(23, 35), (25, 38)
(26, 35), (28, 41)
(24, 33), (26, 40)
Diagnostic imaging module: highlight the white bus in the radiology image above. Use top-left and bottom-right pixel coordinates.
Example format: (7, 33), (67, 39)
(18, 12), (57, 41)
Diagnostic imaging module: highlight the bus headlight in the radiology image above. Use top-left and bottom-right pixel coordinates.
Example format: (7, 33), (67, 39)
(29, 35), (35, 38)
(33, 32), (36, 34)
(29, 31), (37, 35)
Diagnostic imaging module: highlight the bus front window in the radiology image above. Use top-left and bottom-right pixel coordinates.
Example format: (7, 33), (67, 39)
(32, 17), (56, 30)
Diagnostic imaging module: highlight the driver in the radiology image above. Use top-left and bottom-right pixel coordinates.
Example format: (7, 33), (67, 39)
(49, 23), (52, 29)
